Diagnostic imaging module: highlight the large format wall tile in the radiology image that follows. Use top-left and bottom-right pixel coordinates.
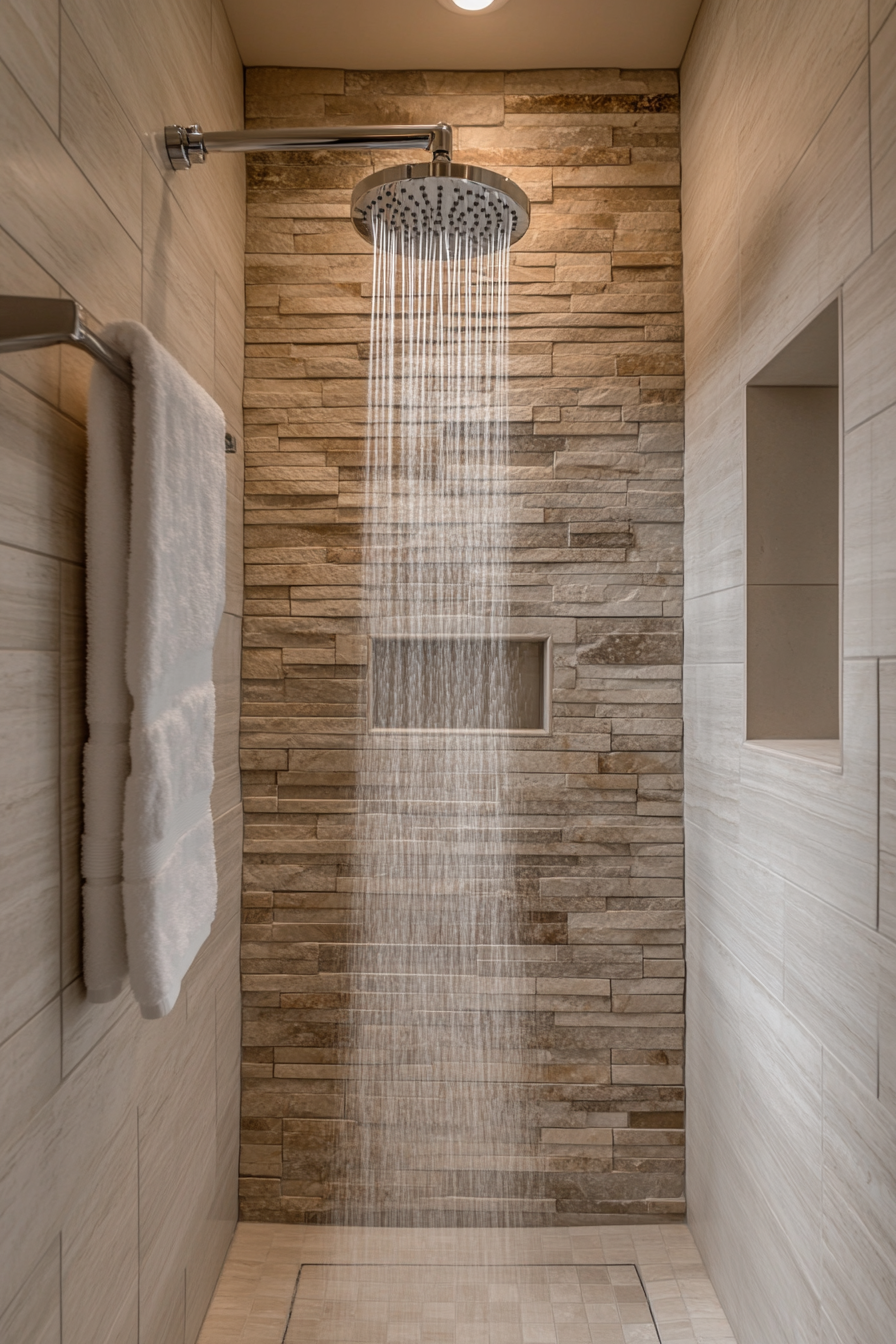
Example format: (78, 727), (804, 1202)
(871, 6), (896, 247)
(682, 2), (895, 1342)
(0, 0), (245, 1340)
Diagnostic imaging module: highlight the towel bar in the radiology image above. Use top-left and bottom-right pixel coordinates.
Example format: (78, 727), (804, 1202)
(0, 295), (237, 452)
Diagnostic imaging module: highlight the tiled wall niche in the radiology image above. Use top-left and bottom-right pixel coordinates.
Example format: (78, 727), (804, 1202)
(745, 300), (841, 749)
(0, 1), (246, 1339)
(239, 66), (686, 1225)
(682, 0), (896, 1341)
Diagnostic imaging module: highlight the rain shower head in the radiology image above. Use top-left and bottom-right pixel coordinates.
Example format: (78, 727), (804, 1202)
(351, 160), (530, 254)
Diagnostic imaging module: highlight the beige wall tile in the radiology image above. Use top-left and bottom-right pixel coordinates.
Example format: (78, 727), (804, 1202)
(871, 0), (896, 38)
(878, 658), (896, 942)
(683, 662), (742, 842)
(844, 403), (896, 658)
(0, 0), (59, 128)
(740, 659), (878, 925)
(0, 1000), (61, 1144)
(872, 7), (896, 247)
(682, 392), (743, 601)
(687, 831), (784, 999)
(0, 543), (58, 650)
(60, 15), (142, 246)
(141, 153), (217, 394)
(0, 377), (85, 562)
(739, 63), (871, 383)
(735, 0), (866, 223)
(879, 930), (896, 1118)
(783, 888), (879, 1091)
(0, 650), (60, 1044)
(0, 228), (61, 401)
(843, 226), (896, 430)
(0, 0), (243, 1336)
(821, 1054), (896, 1344)
(0, 62), (140, 324)
(682, 7), (889, 1338)
(62, 1109), (138, 1344)
(59, 561), (85, 988)
(683, 586), (743, 666)
(212, 614), (243, 819)
(0, 1239), (60, 1344)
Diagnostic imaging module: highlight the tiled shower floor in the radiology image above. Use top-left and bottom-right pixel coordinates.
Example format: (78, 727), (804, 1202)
(196, 1226), (737, 1344)
(286, 1263), (659, 1344)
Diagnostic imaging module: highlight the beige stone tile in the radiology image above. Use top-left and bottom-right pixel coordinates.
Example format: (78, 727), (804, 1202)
(59, 14), (142, 246)
(0, 61), (140, 325)
(0, 1238), (60, 1344)
(324, 93), (504, 126)
(843, 225), (896, 430)
(0, 0), (58, 128)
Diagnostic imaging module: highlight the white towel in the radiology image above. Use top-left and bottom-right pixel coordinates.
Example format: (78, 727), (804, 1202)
(82, 322), (226, 1019)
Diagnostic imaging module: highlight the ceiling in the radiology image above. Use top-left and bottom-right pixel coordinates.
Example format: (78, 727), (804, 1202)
(222, 0), (703, 71)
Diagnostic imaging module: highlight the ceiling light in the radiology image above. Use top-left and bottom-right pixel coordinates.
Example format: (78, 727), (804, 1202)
(436, 0), (512, 13)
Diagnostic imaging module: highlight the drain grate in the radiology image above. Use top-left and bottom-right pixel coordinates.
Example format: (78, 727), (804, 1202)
(281, 1263), (661, 1343)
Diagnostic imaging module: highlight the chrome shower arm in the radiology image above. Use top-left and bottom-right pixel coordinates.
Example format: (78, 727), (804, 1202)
(165, 122), (453, 171)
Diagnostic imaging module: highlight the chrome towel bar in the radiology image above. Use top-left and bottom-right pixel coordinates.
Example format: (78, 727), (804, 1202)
(0, 296), (237, 451)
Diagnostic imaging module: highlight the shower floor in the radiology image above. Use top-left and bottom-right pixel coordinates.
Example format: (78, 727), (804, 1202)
(285, 1262), (658, 1344)
(196, 1226), (737, 1344)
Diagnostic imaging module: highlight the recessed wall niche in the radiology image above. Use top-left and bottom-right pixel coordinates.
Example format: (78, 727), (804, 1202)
(369, 636), (550, 732)
(746, 299), (840, 754)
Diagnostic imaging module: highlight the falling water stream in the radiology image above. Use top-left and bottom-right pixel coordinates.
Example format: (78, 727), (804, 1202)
(336, 208), (543, 1230)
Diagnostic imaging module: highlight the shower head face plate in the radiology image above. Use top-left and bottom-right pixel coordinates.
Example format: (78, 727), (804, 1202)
(351, 160), (530, 255)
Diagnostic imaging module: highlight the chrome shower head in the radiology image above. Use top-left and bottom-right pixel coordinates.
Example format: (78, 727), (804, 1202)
(351, 160), (530, 255)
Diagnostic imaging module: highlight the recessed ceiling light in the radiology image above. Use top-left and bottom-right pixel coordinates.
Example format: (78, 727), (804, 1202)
(436, 0), (512, 13)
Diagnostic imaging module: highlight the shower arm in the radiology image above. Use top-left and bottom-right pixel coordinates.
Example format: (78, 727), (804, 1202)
(164, 122), (453, 171)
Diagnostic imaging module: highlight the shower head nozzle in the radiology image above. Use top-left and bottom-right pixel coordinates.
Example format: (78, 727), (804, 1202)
(351, 160), (530, 256)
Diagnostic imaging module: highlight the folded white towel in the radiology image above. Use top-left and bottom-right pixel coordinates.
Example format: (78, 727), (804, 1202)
(83, 322), (226, 1019)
